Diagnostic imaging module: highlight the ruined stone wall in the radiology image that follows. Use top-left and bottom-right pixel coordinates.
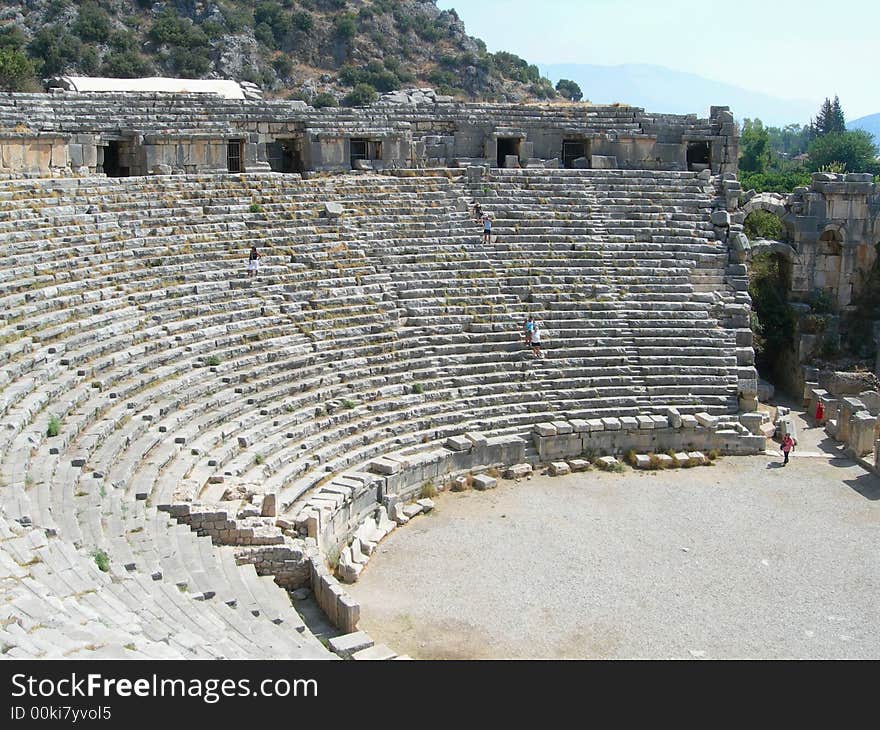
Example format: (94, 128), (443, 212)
(0, 91), (737, 176)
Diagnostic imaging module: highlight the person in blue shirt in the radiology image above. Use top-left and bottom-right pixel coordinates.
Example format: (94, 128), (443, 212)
(482, 213), (492, 243)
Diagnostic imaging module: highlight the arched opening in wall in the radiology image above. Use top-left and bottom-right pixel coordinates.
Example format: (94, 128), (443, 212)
(748, 251), (795, 386)
(686, 141), (711, 172)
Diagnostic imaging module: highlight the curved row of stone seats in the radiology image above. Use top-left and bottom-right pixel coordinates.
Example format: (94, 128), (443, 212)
(0, 511), (329, 658)
(0, 168), (745, 656)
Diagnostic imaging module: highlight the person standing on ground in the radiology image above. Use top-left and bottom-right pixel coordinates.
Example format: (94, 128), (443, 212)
(781, 433), (795, 465)
(482, 213), (493, 244)
(473, 201), (483, 222)
(247, 245), (260, 277)
(815, 400), (825, 426)
(531, 321), (544, 358)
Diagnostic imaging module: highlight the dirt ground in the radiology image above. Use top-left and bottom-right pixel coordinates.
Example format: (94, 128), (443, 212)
(347, 414), (880, 659)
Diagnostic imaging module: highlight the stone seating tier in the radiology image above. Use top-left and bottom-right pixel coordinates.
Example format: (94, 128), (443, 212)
(0, 168), (751, 658)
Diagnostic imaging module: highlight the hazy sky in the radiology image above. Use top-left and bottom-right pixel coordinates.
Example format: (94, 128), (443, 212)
(436, 0), (878, 119)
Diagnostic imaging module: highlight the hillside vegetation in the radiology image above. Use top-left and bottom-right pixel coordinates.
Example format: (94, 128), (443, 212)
(0, 0), (561, 104)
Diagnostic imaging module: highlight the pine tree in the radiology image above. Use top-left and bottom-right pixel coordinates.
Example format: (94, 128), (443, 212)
(831, 96), (846, 134)
(815, 97), (834, 136)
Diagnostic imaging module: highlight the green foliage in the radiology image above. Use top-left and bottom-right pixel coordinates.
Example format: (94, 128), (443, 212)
(342, 398), (357, 409)
(205, 355), (221, 367)
(249, 203), (263, 213)
(92, 549), (110, 573)
(272, 54), (293, 77)
(102, 50), (152, 78)
(815, 96), (846, 136)
(749, 253), (796, 375)
(73, 1), (112, 43)
(0, 47), (38, 91)
(420, 480), (437, 499)
(342, 83), (377, 107)
(0, 25), (28, 51)
(529, 79), (557, 100)
(334, 14), (357, 40)
(47, 416), (61, 438)
(292, 11), (314, 32)
(254, 453), (264, 465)
(493, 51), (541, 84)
(740, 119), (771, 174)
(28, 27), (83, 76)
(809, 288), (834, 314)
(807, 130), (879, 174)
(555, 78), (583, 101)
(412, 382), (425, 394)
(312, 92), (338, 108)
(744, 210), (784, 241)
(738, 170), (812, 194)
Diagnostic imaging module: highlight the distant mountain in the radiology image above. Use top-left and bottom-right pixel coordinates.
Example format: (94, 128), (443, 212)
(539, 63), (819, 127)
(848, 114), (880, 143)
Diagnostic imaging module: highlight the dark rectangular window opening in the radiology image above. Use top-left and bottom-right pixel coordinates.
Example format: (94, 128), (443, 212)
(267, 138), (304, 173)
(562, 140), (589, 169)
(496, 137), (520, 168)
(227, 140), (243, 173)
(103, 141), (129, 177)
(350, 138), (369, 168)
(686, 141), (711, 171)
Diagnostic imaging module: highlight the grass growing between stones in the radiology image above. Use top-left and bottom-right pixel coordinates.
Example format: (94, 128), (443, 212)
(92, 549), (110, 573)
(46, 415), (60, 437)
(420, 480), (437, 499)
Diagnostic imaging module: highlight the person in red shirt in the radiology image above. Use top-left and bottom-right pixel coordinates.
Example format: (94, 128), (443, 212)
(781, 433), (795, 465)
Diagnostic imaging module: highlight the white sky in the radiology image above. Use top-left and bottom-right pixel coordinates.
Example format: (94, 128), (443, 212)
(436, 0), (879, 119)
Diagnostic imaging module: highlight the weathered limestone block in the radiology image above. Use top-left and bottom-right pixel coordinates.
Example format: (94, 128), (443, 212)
(534, 422), (557, 437)
(739, 412), (765, 436)
(352, 644), (397, 661)
(402, 503), (423, 518)
(837, 397), (866, 443)
(472, 474), (497, 490)
(694, 412), (718, 429)
(848, 411), (876, 457)
(337, 548), (363, 584)
(323, 201), (344, 218)
(596, 456), (619, 469)
(568, 459), (590, 472)
(601, 417), (621, 431)
(619, 416), (639, 431)
(637, 415), (655, 430)
(416, 498), (435, 512)
(656, 454), (674, 468)
(635, 454), (651, 469)
(445, 435), (471, 451)
(674, 452), (691, 467)
(548, 461), (571, 476)
(504, 463), (532, 479)
(329, 631), (374, 658)
(687, 451), (707, 465)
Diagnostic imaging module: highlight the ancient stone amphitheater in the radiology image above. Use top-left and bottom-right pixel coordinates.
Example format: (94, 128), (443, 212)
(0, 88), (767, 659)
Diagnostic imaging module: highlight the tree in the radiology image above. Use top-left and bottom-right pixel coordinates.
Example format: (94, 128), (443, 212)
(0, 47), (38, 91)
(815, 97), (834, 136)
(815, 96), (846, 136)
(739, 118), (771, 173)
(342, 83), (377, 107)
(555, 78), (582, 101)
(830, 96), (846, 135)
(807, 130), (879, 173)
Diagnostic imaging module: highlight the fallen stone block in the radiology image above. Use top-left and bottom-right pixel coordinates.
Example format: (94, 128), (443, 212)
(504, 463), (532, 479)
(352, 644), (397, 661)
(416, 498), (435, 512)
(472, 474), (497, 490)
(673, 452), (691, 467)
(680, 414), (698, 429)
(635, 454), (651, 469)
(369, 457), (401, 475)
(329, 631), (374, 658)
(568, 459), (590, 472)
(656, 454), (674, 468)
(402, 503), (423, 519)
(687, 451), (707, 465)
(324, 202), (343, 218)
(549, 461), (571, 476)
(596, 456), (619, 469)
(667, 408), (683, 429)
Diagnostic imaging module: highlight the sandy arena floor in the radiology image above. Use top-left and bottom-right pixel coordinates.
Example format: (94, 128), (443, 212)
(347, 436), (880, 659)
